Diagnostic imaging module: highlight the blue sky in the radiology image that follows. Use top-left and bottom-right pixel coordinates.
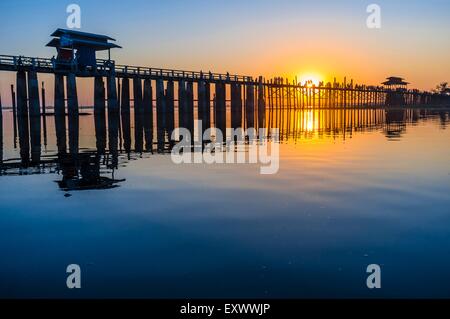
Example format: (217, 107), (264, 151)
(0, 0), (449, 103)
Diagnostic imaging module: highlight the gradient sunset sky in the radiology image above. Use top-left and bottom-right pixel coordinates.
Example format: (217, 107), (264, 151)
(0, 0), (449, 105)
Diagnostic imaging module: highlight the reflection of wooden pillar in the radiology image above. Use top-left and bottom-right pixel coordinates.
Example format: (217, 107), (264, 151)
(205, 82), (211, 133)
(107, 75), (119, 157)
(28, 71), (41, 162)
(143, 78), (153, 151)
(16, 70), (29, 163)
(67, 112), (79, 155)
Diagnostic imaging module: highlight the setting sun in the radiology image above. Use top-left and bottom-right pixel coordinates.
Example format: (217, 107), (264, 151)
(297, 73), (323, 87)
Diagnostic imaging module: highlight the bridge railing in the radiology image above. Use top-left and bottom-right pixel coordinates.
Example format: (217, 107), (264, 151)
(0, 55), (115, 75)
(0, 54), (254, 82)
(0, 54), (55, 69)
(113, 62), (255, 82)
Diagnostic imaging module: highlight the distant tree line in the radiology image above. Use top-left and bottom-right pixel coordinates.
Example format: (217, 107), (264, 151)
(433, 82), (449, 94)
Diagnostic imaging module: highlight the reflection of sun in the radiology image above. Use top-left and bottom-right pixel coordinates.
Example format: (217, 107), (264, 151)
(301, 110), (316, 132)
(298, 73), (322, 87)
(305, 117), (314, 131)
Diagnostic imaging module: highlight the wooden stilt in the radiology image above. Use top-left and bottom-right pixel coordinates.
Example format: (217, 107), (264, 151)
(246, 83), (255, 129)
(107, 75), (119, 156)
(27, 71), (41, 162)
(94, 76), (107, 154)
(166, 80), (175, 147)
(257, 76), (265, 129)
(231, 82), (243, 130)
(120, 77), (131, 153)
(215, 81), (226, 142)
(156, 78), (165, 152)
(133, 77), (143, 152)
(16, 70), (29, 163)
(143, 78), (153, 151)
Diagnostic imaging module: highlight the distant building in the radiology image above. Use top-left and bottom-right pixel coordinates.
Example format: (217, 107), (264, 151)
(382, 77), (409, 90)
(46, 29), (121, 68)
(382, 77), (409, 106)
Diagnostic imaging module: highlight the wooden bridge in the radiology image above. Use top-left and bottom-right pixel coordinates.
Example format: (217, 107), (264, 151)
(1, 52), (449, 155)
(1, 29), (449, 172)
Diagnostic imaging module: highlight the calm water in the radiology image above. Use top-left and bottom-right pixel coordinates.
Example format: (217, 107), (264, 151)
(0, 108), (450, 298)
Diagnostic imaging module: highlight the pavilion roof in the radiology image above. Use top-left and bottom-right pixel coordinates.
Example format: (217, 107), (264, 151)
(382, 76), (409, 86)
(46, 29), (121, 51)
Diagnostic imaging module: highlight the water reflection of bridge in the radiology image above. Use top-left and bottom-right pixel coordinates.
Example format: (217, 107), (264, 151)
(0, 107), (449, 189)
(0, 109), (125, 191)
(268, 108), (449, 141)
(1, 29), (449, 166)
(0, 150), (124, 191)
